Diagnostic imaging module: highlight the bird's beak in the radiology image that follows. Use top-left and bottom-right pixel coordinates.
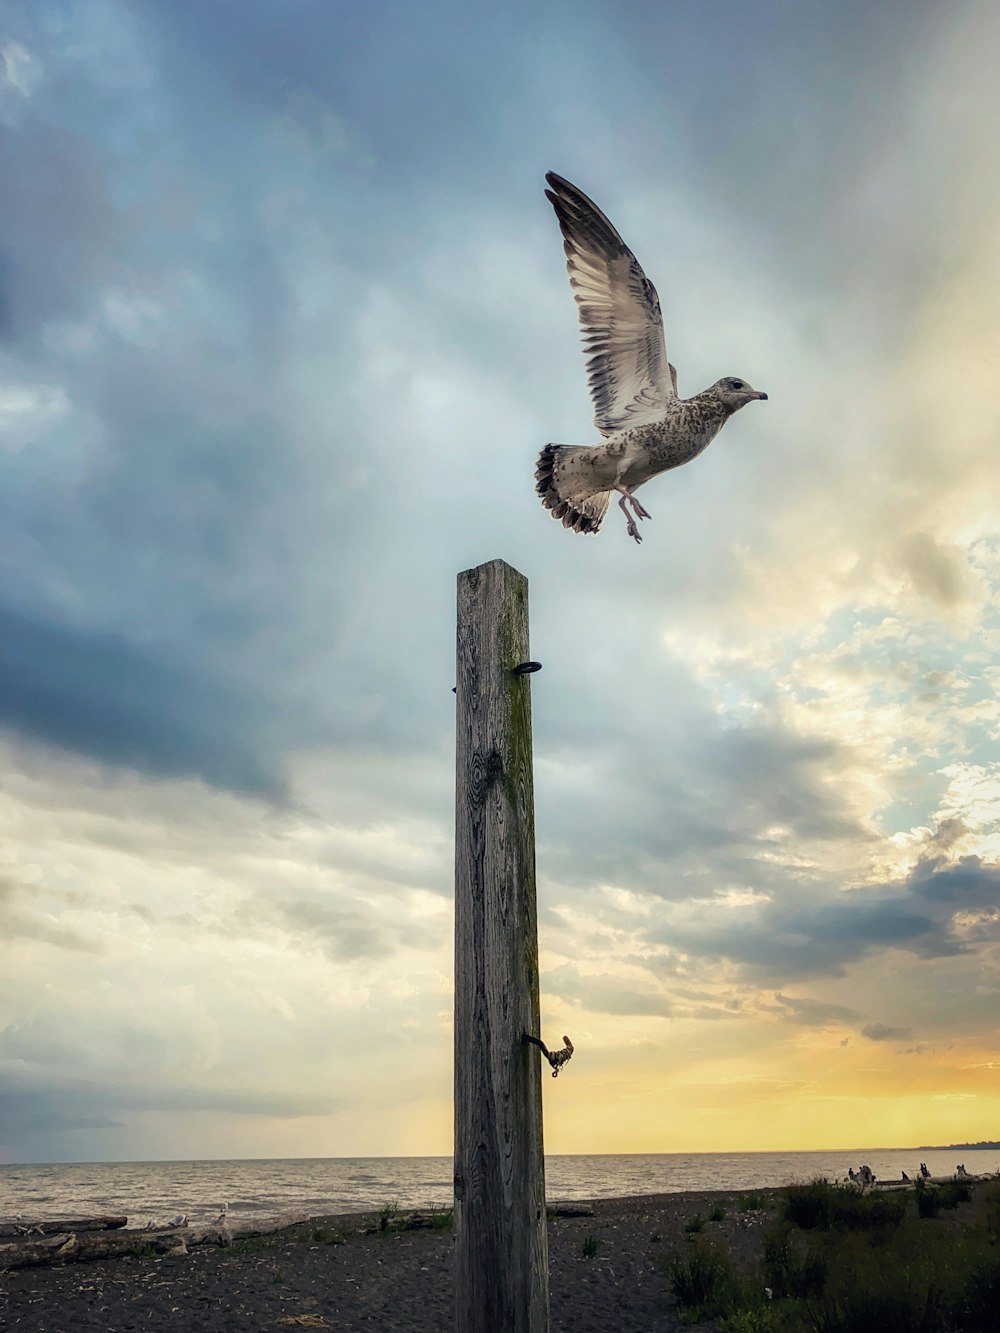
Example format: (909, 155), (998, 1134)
(755, 391), (768, 401)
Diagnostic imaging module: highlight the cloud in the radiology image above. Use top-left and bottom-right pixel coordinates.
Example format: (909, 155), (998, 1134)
(0, 602), (279, 792)
(661, 890), (953, 982)
(893, 532), (975, 609)
(542, 963), (674, 1018)
(274, 891), (447, 963)
(0, 1072), (340, 1146)
(0, 119), (116, 340)
(0, 873), (103, 954)
(770, 993), (859, 1027)
(906, 855), (1000, 906)
(863, 1023), (913, 1042)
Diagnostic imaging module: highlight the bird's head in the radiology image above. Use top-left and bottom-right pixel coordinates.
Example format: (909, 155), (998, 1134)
(709, 377), (768, 412)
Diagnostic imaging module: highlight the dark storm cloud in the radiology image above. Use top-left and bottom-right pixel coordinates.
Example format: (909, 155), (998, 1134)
(0, 0), (502, 795)
(0, 1087), (122, 1137)
(662, 854), (1000, 983)
(0, 602), (276, 792)
(667, 893), (951, 980)
(0, 0), (950, 807)
(0, 1073), (339, 1146)
(906, 855), (1000, 905)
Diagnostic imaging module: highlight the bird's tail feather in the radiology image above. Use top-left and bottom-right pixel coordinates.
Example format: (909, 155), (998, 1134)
(535, 444), (612, 535)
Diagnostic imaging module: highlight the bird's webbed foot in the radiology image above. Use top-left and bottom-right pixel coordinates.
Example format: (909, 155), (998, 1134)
(617, 490), (651, 544)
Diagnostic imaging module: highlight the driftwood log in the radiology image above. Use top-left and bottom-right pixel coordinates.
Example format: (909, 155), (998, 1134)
(1, 1227), (187, 1269)
(0, 1212), (312, 1271)
(0, 1215), (127, 1238)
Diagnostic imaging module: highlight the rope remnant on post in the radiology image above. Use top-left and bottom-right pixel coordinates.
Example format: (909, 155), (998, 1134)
(523, 1033), (575, 1077)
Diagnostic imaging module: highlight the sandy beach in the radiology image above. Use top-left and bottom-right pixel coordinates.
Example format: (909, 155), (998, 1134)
(0, 1188), (773, 1332)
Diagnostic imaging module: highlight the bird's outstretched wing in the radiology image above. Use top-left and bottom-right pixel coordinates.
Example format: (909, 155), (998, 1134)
(545, 172), (676, 437)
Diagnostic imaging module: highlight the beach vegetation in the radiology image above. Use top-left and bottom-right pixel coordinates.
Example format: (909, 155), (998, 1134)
(915, 1177), (973, 1218)
(668, 1179), (1000, 1332)
(783, 1178), (906, 1231)
(982, 1178), (1000, 1241)
(710, 1203), (727, 1222)
(361, 1202), (451, 1235)
(718, 1312), (788, 1333)
(122, 1241), (160, 1260)
(582, 1233), (599, 1258)
(667, 1235), (751, 1323)
(683, 1212), (704, 1234)
(738, 1191), (770, 1212)
(761, 1224), (827, 1300)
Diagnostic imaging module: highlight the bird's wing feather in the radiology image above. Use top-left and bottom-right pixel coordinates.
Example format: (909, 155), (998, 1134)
(545, 172), (675, 437)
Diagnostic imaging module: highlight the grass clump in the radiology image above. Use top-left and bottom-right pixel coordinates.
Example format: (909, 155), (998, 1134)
(718, 1313), (789, 1333)
(230, 1232), (288, 1254)
(783, 1178), (906, 1231)
(581, 1233), (599, 1259)
(915, 1176), (974, 1219)
(710, 1203), (727, 1222)
(667, 1177), (1000, 1332)
(123, 1241), (159, 1259)
(683, 1212), (704, 1234)
(668, 1235), (750, 1323)
(982, 1178), (1000, 1242)
(762, 1224), (827, 1300)
(738, 1191), (770, 1212)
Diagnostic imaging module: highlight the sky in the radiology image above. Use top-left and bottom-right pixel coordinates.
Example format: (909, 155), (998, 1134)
(1, 0), (999, 1164)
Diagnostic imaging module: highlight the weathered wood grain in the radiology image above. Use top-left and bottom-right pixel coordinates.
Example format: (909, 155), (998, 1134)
(454, 559), (549, 1332)
(0, 1226), (188, 1270)
(0, 1215), (127, 1237)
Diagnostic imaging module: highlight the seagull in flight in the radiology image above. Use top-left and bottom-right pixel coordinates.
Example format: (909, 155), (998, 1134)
(537, 172), (768, 543)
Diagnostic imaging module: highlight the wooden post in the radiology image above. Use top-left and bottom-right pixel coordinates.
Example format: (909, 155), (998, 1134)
(454, 559), (549, 1333)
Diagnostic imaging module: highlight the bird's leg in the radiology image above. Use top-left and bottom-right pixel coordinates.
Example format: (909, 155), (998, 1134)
(615, 486), (652, 544)
(617, 494), (643, 544)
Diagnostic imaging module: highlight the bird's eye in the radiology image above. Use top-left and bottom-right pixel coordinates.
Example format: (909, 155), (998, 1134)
(730, 379), (744, 390)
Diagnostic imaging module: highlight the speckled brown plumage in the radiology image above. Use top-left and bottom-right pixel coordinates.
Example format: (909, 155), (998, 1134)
(539, 172), (768, 544)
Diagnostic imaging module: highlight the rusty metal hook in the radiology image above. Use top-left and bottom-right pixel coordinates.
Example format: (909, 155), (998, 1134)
(523, 1032), (574, 1077)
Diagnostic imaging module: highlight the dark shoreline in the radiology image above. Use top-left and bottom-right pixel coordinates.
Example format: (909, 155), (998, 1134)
(1, 1187), (779, 1332)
